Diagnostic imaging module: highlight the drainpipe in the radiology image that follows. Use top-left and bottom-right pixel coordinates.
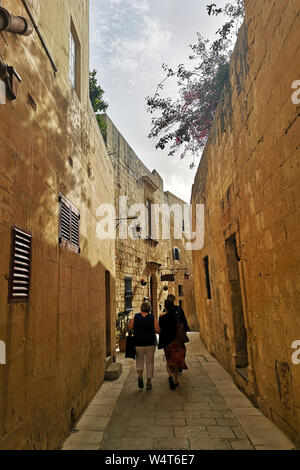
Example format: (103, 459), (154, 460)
(0, 6), (33, 36)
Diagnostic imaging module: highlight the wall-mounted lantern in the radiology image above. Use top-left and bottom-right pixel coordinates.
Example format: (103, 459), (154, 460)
(140, 279), (147, 287)
(0, 7), (33, 36)
(184, 272), (190, 280)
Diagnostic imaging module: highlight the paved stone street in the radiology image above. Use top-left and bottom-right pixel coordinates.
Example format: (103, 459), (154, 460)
(62, 334), (294, 451)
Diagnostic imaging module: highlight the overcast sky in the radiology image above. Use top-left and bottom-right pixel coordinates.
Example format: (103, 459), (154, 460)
(89, 0), (228, 203)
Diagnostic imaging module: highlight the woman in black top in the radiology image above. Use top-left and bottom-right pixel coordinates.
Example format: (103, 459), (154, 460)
(158, 300), (188, 390)
(129, 302), (160, 390)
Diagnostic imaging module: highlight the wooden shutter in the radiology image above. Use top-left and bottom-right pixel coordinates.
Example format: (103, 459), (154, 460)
(8, 226), (32, 303)
(60, 197), (71, 243)
(59, 193), (80, 254)
(71, 210), (80, 247)
(124, 277), (133, 311)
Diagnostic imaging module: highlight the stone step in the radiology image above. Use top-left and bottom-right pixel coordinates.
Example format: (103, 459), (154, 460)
(105, 363), (122, 381)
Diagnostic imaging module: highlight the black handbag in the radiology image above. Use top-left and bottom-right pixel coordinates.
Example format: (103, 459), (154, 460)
(176, 313), (189, 345)
(125, 331), (136, 360)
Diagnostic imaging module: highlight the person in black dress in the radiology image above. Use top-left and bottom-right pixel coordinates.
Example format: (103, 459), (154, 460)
(158, 299), (189, 390)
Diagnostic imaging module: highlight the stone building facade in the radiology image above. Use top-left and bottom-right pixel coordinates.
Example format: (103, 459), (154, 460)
(191, 0), (300, 445)
(0, 0), (115, 449)
(104, 115), (198, 332)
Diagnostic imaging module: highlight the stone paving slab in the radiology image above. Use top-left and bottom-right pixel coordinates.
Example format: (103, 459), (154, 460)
(62, 333), (295, 451)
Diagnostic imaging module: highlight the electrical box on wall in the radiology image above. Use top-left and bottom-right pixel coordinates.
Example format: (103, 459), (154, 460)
(0, 79), (6, 104)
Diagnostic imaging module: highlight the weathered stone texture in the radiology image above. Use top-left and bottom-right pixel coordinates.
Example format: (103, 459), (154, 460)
(191, 0), (300, 445)
(0, 0), (115, 449)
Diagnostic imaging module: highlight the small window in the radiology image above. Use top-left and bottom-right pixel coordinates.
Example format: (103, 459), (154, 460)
(8, 226), (32, 303)
(173, 247), (181, 261)
(124, 277), (133, 311)
(204, 256), (212, 300)
(179, 300), (183, 311)
(69, 19), (81, 99)
(178, 285), (184, 297)
(69, 30), (76, 88)
(59, 193), (80, 254)
(146, 199), (152, 238)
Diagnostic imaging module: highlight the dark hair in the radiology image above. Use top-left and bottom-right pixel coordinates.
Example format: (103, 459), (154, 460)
(167, 294), (176, 304)
(164, 300), (174, 313)
(141, 302), (151, 314)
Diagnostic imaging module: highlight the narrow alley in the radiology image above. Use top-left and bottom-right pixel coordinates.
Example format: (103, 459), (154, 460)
(0, 0), (299, 452)
(62, 334), (294, 451)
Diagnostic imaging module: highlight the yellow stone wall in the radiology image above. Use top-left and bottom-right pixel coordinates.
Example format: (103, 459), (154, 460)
(104, 115), (198, 331)
(0, 0), (115, 449)
(191, 0), (300, 445)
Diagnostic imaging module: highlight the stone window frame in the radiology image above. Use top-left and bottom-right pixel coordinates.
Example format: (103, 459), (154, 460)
(69, 18), (81, 100)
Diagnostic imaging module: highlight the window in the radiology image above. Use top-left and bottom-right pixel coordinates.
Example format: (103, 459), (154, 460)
(173, 247), (181, 261)
(146, 199), (152, 238)
(178, 285), (184, 297)
(59, 193), (80, 254)
(69, 19), (81, 98)
(8, 226), (32, 303)
(179, 300), (183, 311)
(124, 277), (133, 311)
(69, 30), (76, 88)
(203, 256), (212, 300)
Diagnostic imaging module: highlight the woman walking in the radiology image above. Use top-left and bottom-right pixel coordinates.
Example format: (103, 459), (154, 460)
(158, 300), (189, 390)
(128, 302), (160, 390)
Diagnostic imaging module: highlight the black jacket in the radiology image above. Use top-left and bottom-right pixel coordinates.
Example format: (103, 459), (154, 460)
(158, 306), (189, 349)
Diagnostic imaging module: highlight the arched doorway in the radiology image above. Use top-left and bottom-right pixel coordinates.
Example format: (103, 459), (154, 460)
(150, 275), (158, 318)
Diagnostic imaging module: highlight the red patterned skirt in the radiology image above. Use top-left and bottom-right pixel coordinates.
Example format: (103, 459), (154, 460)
(164, 340), (188, 372)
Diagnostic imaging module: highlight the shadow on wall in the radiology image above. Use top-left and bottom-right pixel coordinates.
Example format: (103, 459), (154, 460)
(0, 11), (114, 449)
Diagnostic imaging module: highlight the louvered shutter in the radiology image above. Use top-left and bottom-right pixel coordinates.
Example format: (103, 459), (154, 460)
(8, 226), (32, 303)
(71, 210), (80, 248)
(60, 197), (71, 243)
(59, 193), (80, 254)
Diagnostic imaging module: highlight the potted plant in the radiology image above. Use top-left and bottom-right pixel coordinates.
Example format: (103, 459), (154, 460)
(116, 311), (130, 352)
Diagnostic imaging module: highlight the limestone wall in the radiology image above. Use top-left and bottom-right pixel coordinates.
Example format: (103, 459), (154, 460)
(191, 0), (300, 444)
(0, 0), (115, 449)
